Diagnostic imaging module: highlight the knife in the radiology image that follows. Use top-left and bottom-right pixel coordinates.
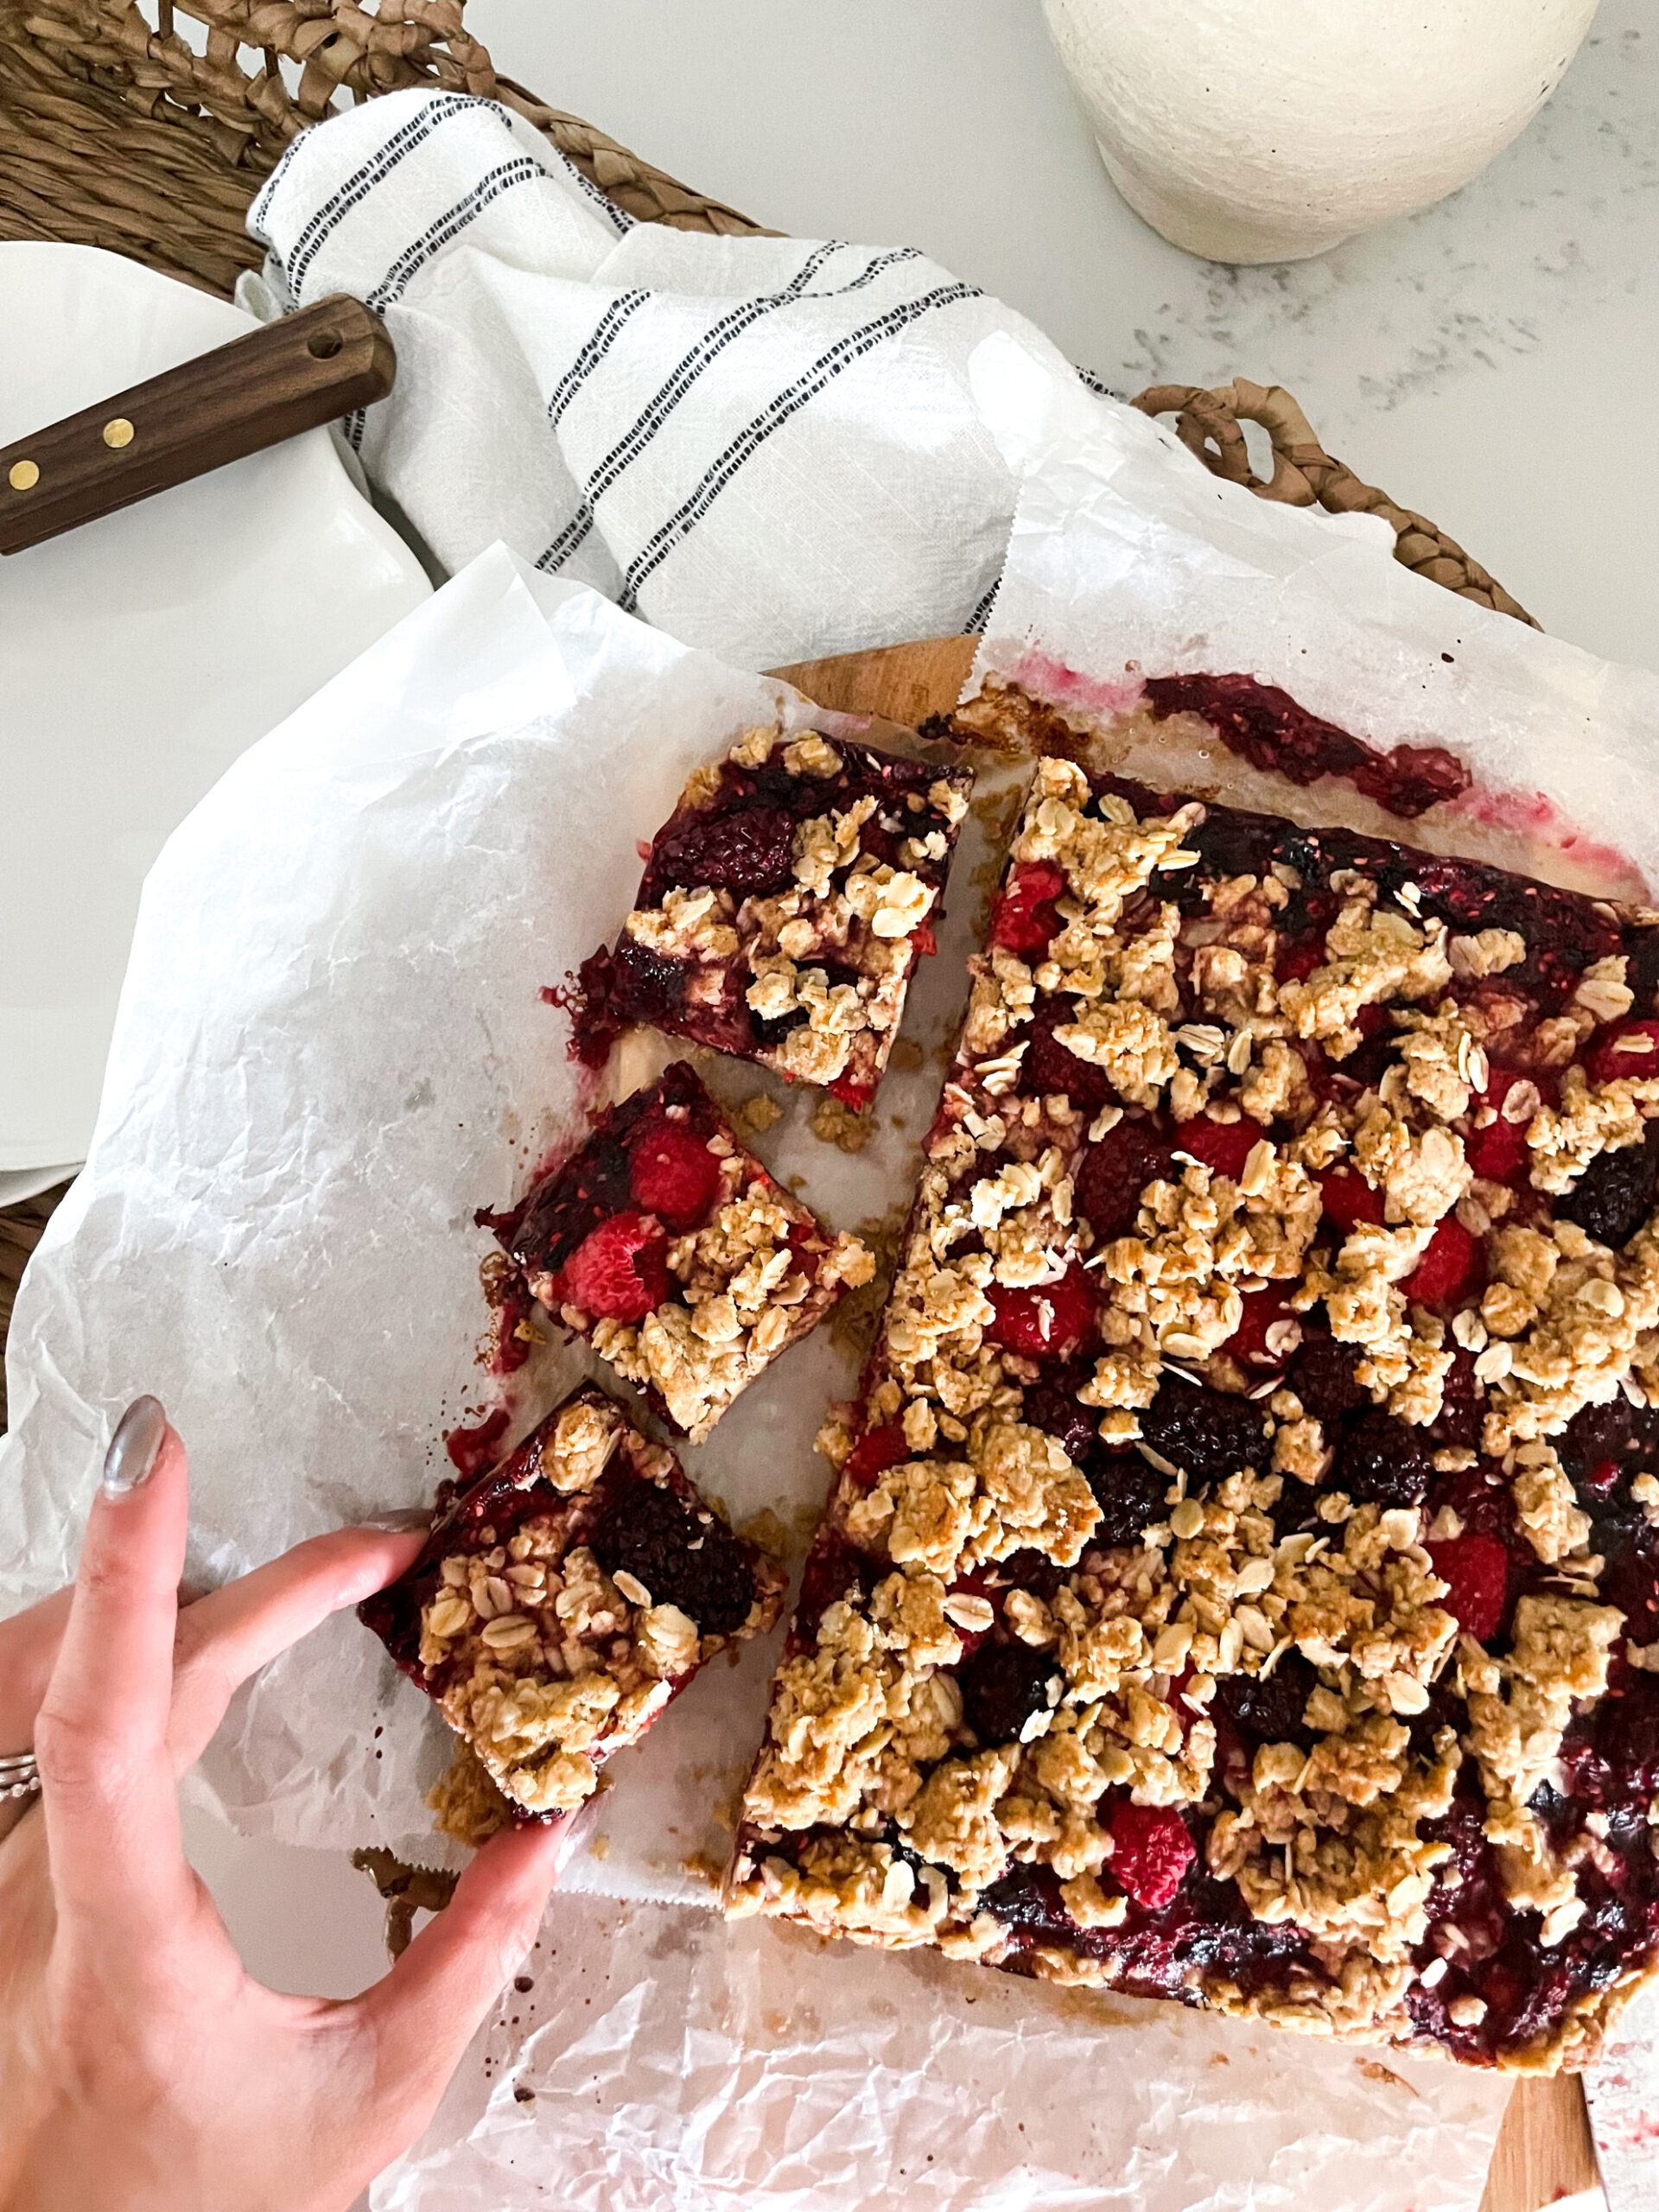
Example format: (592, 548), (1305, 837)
(0, 296), (394, 556)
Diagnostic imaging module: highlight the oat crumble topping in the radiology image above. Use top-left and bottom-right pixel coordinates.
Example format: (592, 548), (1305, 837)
(361, 1385), (786, 1834)
(728, 749), (1659, 2074)
(490, 1062), (872, 1441)
(568, 723), (975, 1110)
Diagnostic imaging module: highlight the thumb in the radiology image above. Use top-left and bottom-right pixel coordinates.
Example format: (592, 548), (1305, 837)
(350, 1813), (575, 2096)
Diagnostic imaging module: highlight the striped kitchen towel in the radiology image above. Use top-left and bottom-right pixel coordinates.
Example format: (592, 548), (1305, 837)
(242, 87), (1123, 669)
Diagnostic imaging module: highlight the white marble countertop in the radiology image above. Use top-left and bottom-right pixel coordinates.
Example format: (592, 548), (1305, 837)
(467, 0), (1657, 672)
(180, 5), (1653, 2201)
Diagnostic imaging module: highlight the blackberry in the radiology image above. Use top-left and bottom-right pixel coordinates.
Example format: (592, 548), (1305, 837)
(1558, 1132), (1659, 1249)
(1286, 1332), (1365, 1424)
(978, 1862), (1071, 1943)
(1338, 1408), (1436, 1509)
(1020, 1364), (1100, 1467)
(652, 804), (798, 898)
(959, 1637), (1061, 1746)
(1560, 1395), (1635, 1479)
(1430, 1349), (1484, 1453)
(1183, 809), (1277, 884)
(1628, 928), (1659, 1015)
(1076, 1119), (1170, 1243)
(1215, 1653), (1319, 1748)
(590, 1479), (755, 1637)
(609, 935), (690, 1018)
(1086, 1450), (1170, 1547)
(1140, 1382), (1269, 1484)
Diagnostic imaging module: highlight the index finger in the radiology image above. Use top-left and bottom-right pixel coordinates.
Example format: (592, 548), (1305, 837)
(33, 1399), (197, 1937)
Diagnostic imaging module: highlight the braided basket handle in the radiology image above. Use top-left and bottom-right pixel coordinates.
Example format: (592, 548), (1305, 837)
(1131, 378), (1537, 629)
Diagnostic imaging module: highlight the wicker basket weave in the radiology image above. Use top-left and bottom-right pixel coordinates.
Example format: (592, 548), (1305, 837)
(0, 0), (1541, 1418)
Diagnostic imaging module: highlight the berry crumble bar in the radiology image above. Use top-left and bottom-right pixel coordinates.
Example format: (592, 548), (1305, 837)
(361, 1383), (787, 1829)
(728, 755), (1659, 2070)
(568, 726), (974, 1109)
(484, 1062), (874, 1442)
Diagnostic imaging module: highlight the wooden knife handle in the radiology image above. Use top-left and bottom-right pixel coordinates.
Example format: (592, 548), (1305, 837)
(0, 296), (396, 556)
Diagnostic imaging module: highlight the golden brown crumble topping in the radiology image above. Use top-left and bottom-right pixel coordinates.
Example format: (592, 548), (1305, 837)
(729, 747), (1659, 2075)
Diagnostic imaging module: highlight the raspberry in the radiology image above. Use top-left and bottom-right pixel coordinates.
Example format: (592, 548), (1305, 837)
(1465, 1111), (1529, 1185)
(1559, 1132), (1659, 1249)
(591, 1478), (755, 1637)
(1465, 1065), (1534, 1183)
(653, 804), (797, 897)
(1224, 1285), (1296, 1370)
(1587, 1020), (1659, 1087)
(987, 1262), (1096, 1358)
(991, 862), (1066, 957)
(554, 1212), (669, 1323)
(1404, 1217), (1481, 1308)
(1177, 1114), (1267, 1183)
(1427, 1534), (1510, 1643)
(628, 1117), (721, 1230)
(1276, 938), (1324, 985)
(1076, 1119), (1169, 1241)
(1109, 1802), (1195, 1910)
(1026, 1009), (1112, 1108)
(1318, 1170), (1386, 1232)
(843, 1421), (910, 1488)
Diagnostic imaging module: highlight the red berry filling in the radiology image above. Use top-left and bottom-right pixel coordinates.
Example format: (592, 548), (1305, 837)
(992, 862), (1067, 957)
(1224, 1285), (1297, 1370)
(628, 1117), (721, 1230)
(843, 1421), (911, 1489)
(554, 1211), (670, 1323)
(988, 1262), (1097, 1359)
(1108, 1802), (1197, 1910)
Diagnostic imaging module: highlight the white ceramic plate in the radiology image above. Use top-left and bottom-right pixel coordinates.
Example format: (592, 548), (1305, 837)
(0, 243), (431, 1174)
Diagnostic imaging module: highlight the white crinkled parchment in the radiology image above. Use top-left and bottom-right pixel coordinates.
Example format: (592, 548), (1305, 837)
(0, 529), (1528, 2208)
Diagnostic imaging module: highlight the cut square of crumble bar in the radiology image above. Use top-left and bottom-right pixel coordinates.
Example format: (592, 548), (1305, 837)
(485, 1061), (873, 1441)
(361, 1383), (787, 1830)
(569, 725), (974, 1109)
(729, 754), (1659, 2072)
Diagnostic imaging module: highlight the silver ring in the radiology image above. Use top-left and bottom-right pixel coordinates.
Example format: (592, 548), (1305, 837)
(0, 1751), (41, 1803)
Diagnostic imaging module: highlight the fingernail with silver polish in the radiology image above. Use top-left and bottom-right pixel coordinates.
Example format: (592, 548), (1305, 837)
(360, 1508), (433, 1534)
(103, 1395), (167, 1497)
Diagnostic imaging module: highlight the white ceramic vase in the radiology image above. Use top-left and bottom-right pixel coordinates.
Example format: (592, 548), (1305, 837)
(1041, 0), (1599, 264)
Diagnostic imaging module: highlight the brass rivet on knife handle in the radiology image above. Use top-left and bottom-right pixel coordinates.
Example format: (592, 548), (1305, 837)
(0, 296), (396, 558)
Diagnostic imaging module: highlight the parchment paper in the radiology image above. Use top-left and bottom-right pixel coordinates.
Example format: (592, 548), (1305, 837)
(967, 332), (1659, 901)
(12, 437), (1627, 2200)
(0, 542), (936, 1889)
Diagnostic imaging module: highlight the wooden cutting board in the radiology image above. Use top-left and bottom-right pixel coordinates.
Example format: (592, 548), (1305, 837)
(772, 636), (1603, 2212)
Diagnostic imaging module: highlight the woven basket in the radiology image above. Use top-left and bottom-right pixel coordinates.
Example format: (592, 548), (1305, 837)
(0, 0), (1539, 1417)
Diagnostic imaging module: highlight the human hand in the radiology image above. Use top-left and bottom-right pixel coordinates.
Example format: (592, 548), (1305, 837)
(0, 1397), (570, 2212)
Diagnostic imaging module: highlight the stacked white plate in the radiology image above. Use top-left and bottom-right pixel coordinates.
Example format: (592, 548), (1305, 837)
(0, 243), (430, 1205)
